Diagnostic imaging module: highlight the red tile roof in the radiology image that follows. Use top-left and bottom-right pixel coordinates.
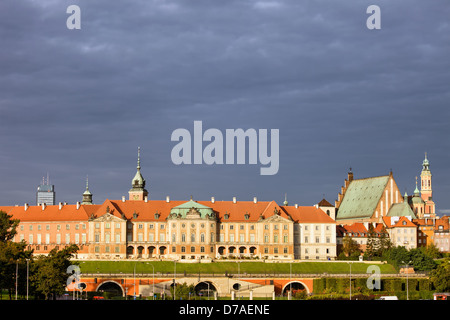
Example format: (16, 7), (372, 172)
(382, 216), (417, 228)
(0, 204), (95, 221)
(281, 206), (335, 224)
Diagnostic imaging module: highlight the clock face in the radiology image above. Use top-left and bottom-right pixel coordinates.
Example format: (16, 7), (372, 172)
(133, 195), (139, 200)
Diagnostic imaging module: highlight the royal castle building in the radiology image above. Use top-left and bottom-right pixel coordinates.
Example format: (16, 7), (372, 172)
(2, 148), (336, 261)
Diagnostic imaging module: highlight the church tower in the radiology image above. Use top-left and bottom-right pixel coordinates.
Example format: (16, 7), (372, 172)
(420, 153), (435, 216)
(129, 147), (148, 201)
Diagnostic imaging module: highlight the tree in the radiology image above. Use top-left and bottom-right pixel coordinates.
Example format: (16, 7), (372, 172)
(170, 282), (195, 300)
(409, 248), (436, 271)
(430, 258), (450, 292)
(365, 224), (379, 260)
(342, 235), (360, 259)
(383, 246), (410, 270)
(0, 210), (20, 243)
(377, 226), (392, 256)
(0, 241), (33, 299)
(30, 245), (79, 300)
(423, 243), (442, 259)
(0, 210), (32, 299)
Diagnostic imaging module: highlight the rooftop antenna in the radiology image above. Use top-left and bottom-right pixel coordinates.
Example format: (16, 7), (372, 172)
(47, 172), (50, 185)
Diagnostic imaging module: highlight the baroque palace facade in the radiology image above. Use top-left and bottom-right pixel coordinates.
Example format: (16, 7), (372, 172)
(3, 150), (337, 261)
(2, 151), (449, 260)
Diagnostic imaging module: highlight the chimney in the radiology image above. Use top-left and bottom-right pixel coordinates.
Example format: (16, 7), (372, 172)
(295, 204), (298, 208)
(59, 202), (63, 210)
(24, 203), (28, 211)
(41, 203), (46, 210)
(122, 196), (126, 202)
(166, 196), (170, 203)
(211, 197), (215, 203)
(253, 197), (257, 204)
(144, 196), (148, 203)
(233, 197), (237, 204)
(76, 201), (80, 210)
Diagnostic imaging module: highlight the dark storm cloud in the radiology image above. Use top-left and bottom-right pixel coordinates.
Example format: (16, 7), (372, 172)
(0, 0), (449, 213)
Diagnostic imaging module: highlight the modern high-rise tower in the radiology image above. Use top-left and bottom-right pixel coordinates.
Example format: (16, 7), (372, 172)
(36, 175), (55, 205)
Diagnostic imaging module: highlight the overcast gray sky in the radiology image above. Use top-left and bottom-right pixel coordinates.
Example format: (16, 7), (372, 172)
(1, 0), (449, 215)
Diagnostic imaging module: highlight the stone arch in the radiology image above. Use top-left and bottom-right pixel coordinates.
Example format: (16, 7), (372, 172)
(96, 280), (125, 297)
(282, 281), (310, 295)
(148, 246), (156, 258)
(195, 281), (218, 298)
(137, 246), (144, 258)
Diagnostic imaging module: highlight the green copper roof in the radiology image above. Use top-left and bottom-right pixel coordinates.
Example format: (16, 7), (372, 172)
(336, 175), (389, 220)
(170, 199), (215, 218)
(387, 202), (417, 219)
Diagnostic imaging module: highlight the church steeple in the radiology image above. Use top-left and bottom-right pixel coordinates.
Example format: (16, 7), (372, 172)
(419, 152), (435, 216)
(129, 147), (148, 201)
(81, 176), (93, 204)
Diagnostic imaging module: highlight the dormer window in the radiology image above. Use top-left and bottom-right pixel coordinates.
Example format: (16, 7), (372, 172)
(224, 214), (229, 220)
(155, 212), (160, 219)
(244, 213), (250, 220)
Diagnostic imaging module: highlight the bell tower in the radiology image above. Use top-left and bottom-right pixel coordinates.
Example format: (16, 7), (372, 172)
(128, 147), (149, 201)
(420, 152), (435, 216)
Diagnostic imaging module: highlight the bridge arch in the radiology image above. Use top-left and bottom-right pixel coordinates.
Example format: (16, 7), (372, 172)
(96, 280), (125, 297)
(281, 281), (310, 295)
(195, 281), (217, 298)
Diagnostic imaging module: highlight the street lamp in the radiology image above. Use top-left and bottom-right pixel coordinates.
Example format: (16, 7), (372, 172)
(289, 261), (292, 298)
(402, 260), (413, 300)
(237, 260), (240, 299)
(26, 259), (30, 300)
(347, 261), (353, 300)
(198, 281), (211, 300)
(173, 260), (177, 300)
(146, 263), (155, 300)
(133, 261), (137, 300)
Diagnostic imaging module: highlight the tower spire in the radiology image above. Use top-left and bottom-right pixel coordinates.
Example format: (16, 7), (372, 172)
(283, 193), (288, 206)
(129, 147), (148, 200)
(137, 146), (141, 169)
(82, 175), (93, 205)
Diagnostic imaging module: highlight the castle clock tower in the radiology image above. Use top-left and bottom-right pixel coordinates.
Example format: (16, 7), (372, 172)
(128, 147), (148, 201)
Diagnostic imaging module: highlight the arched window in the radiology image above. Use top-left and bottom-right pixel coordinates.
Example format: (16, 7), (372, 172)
(191, 233), (195, 242)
